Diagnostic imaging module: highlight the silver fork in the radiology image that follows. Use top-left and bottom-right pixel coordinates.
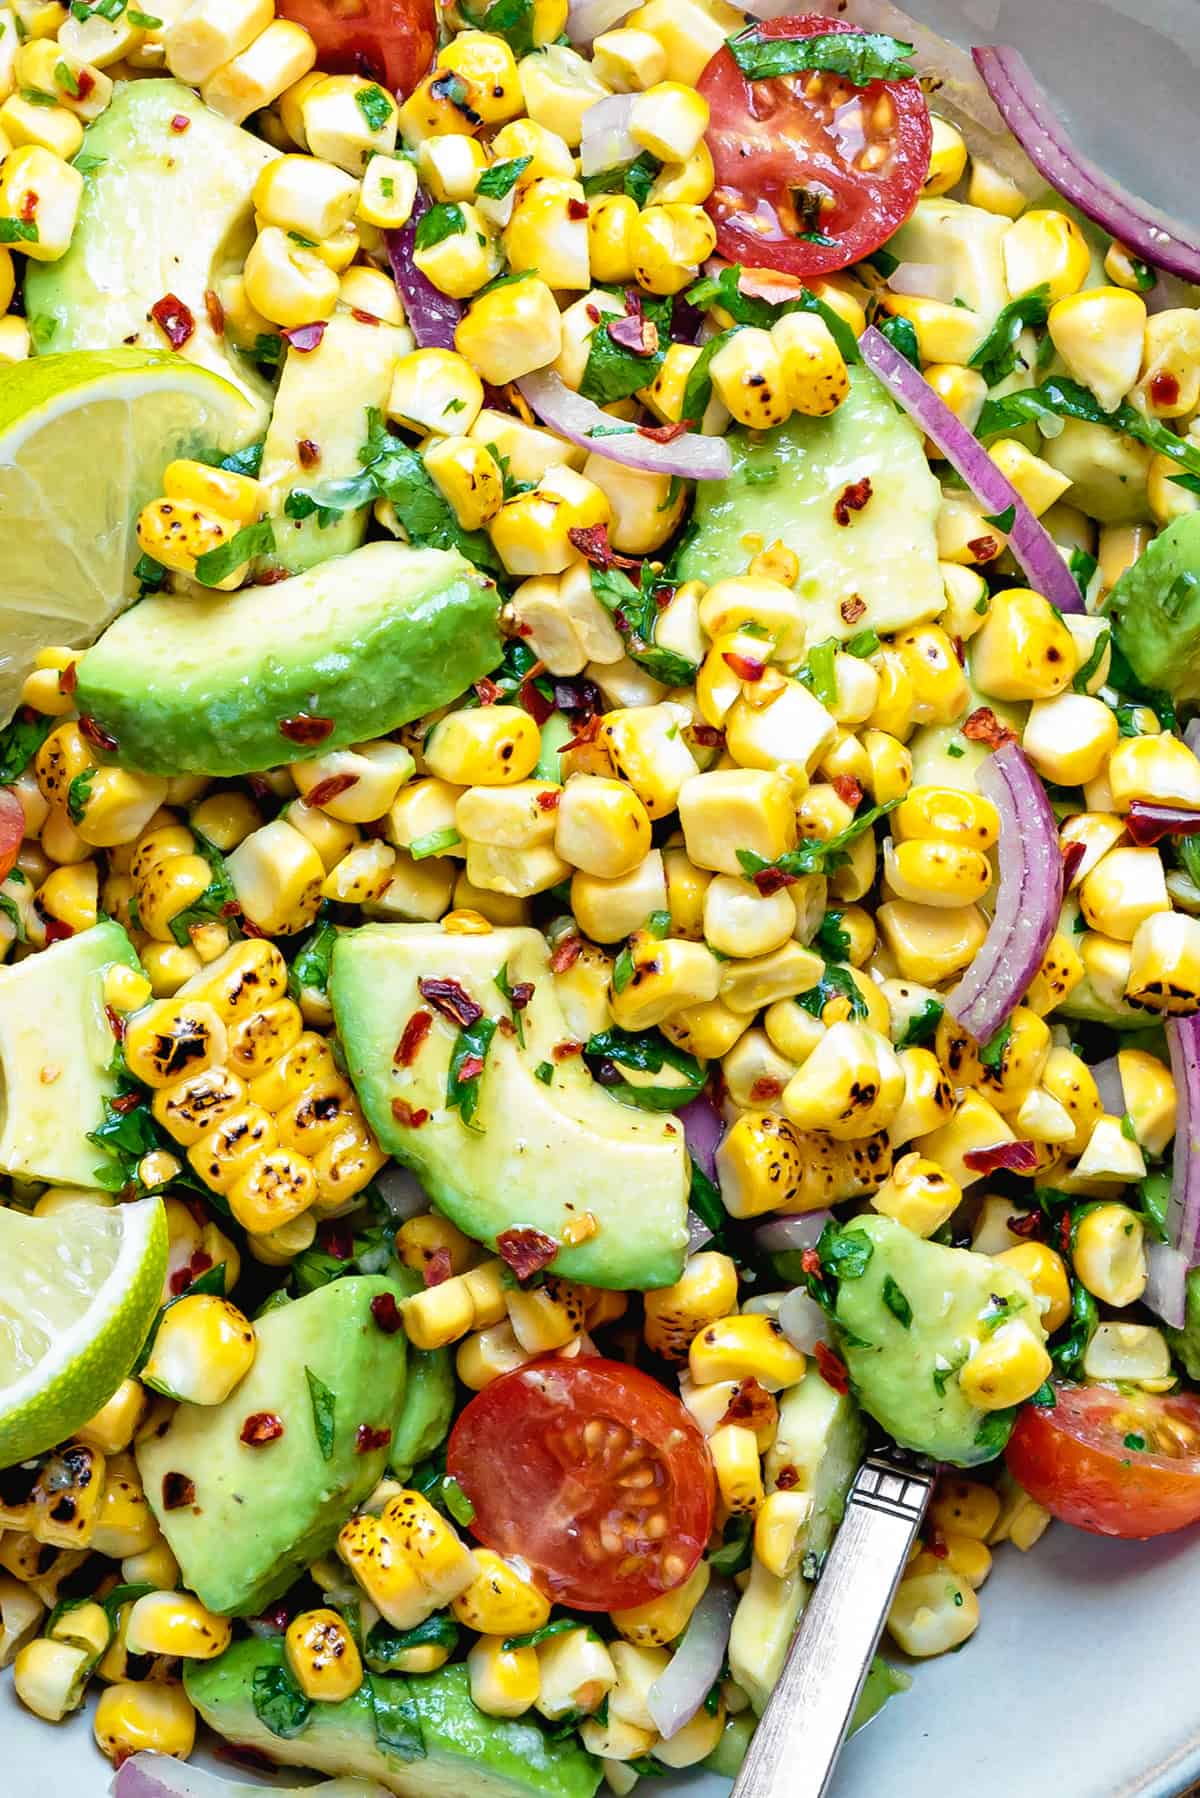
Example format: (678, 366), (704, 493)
(730, 1445), (935, 1798)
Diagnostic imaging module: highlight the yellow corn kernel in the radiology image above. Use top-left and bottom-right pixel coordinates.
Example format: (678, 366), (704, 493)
(923, 113), (967, 195)
(780, 1021), (903, 1141)
(285, 1606), (363, 1702)
(706, 325), (790, 427)
(871, 1152), (960, 1237)
(554, 774), (652, 878)
(884, 837), (991, 909)
(13, 1637), (91, 1722)
(988, 436), (1073, 518)
(1116, 1047), (1176, 1155)
(469, 1634), (541, 1719)
(76, 1380), (145, 1458)
(453, 1548), (551, 1637)
(438, 31), (523, 124)
(163, 455), (263, 526)
(643, 1251), (738, 1361)
(1073, 1202), (1147, 1307)
(753, 1488), (813, 1581)
(971, 586), (1077, 701)
(929, 1478), (1001, 1542)
(1135, 309), (1200, 418)
(1022, 691), (1119, 788)
(610, 1560), (709, 1651)
(876, 899), (988, 986)
(454, 274), (563, 386)
(991, 1242), (1071, 1334)
(1109, 733), (1200, 810)
(688, 1313), (806, 1392)
(1047, 285), (1147, 413)
(122, 997), (227, 1089)
(959, 1318), (1052, 1412)
(710, 1422), (765, 1517)
(93, 1679), (197, 1765)
(141, 1293), (256, 1405)
(887, 1571), (979, 1658)
(457, 1320), (534, 1390)
(914, 1089), (1018, 1192)
(125, 1590), (231, 1660)
(771, 311), (849, 417)
(882, 291), (985, 364)
(1004, 207), (1090, 301)
(1079, 845), (1169, 943)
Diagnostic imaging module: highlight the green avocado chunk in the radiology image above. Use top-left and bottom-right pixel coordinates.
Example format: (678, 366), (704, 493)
(1103, 511), (1200, 703)
(73, 541), (501, 776)
(0, 919), (139, 1187)
(1165, 1266), (1200, 1379)
(331, 924), (690, 1290)
(832, 1215), (1044, 1467)
(137, 1276), (406, 1615)
(185, 1638), (602, 1798)
(674, 366), (944, 642)
(25, 80), (275, 432)
(388, 1263), (456, 1477)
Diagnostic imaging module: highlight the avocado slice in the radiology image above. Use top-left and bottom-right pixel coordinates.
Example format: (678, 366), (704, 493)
(0, 918), (139, 1187)
(832, 1215), (1043, 1467)
(331, 925), (690, 1290)
(137, 1276), (407, 1615)
(388, 1263), (456, 1477)
(261, 310), (411, 575)
(73, 541), (501, 776)
(186, 1639), (601, 1798)
(1103, 512), (1200, 702)
(675, 366), (944, 643)
(25, 80), (275, 433)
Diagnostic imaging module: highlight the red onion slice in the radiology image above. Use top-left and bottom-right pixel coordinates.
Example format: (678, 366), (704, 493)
(1089, 1055), (1125, 1118)
(778, 1286), (827, 1354)
(580, 94), (637, 178)
(754, 1211), (833, 1254)
(567, 0), (635, 46)
(680, 1091), (724, 1184)
(385, 194), (462, 351)
(1125, 803), (1200, 847)
(945, 739), (1063, 1047)
(860, 325), (1084, 615)
(516, 368), (733, 479)
(1166, 1015), (1200, 1268)
(973, 47), (1200, 285)
(646, 1576), (737, 1739)
(1146, 1239), (1189, 1331)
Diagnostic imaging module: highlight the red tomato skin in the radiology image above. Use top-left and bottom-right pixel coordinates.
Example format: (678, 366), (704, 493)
(0, 786), (23, 884)
(1006, 1385), (1200, 1540)
(699, 13), (931, 279)
(274, 0), (436, 97)
(448, 1357), (716, 1611)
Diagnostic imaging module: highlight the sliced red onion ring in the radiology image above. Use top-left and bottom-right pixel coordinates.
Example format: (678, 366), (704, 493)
(687, 1209), (715, 1253)
(944, 739), (1063, 1046)
(1126, 803), (1200, 847)
(1146, 1239), (1189, 1331)
(580, 94), (637, 178)
(375, 1162), (430, 1221)
(1089, 1054), (1126, 1118)
(974, 47), (1200, 285)
(646, 1576), (737, 1739)
(680, 1091), (724, 1183)
(516, 368), (733, 480)
(887, 261), (957, 303)
(754, 1210), (833, 1254)
(386, 194), (462, 351)
(112, 1755), (392, 1798)
(1166, 1015), (1200, 1269)
(567, 0), (635, 47)
(778, 1286), (827, 1354)
(860, 325), (1084, 615)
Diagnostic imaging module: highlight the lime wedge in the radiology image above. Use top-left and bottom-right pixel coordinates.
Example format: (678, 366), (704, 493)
(0, 348), (258, 724)
(0, 1195), (167, 1466)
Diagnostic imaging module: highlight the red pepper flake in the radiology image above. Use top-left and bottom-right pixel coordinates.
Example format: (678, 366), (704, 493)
(721, 1377), (773, 1426)
(1151, 370), (1180, 409)
(204, 288), (225, 336)
(962, 706), (1016, 749)
(57, 660), (78, 696)
(240, 918), (268, 939)
(110, 1089), (144, 1115)
(169, 1249), (213, 1296)
(278, 713), (335, 746)
(303, 772), (359, 808)
(150, 293), (195, 351)
(508, 980), (534, 1011)
(1008, 1210), (1043, 1240)
(1126, 802), (1200, 847)
(370, 1292), (403, 1333)
(104, 1004), (126, 1041)
(567, 197), (589, 219)
(395, 1009), (432, 1066)
(76, 67), (95, 98)
(520, 672), (554, 725)
(750, 1075), (784, 1101)
(282, 321), (326, 353)
(512, 618), (533, 637)
(637, 419), (690, 445)
(967, 534), (1001, 564)
(356, 1423), (392, 1454)
(257, 567), (288, 585)
(240, 1412), (284, 1447)
(753, 866), (798, 896)
(474, 675), (501, 706)
(723, 650), (765, 682)
(774, 1464), (800, 1490)
(391, 1097), (430, 1128)
(170, 112), (191, 132)
(800, 1247), (822, 1276)
(1061, 839), (1086, 886)
(418, 976), (482, 1028)
(161, 1472), (195, 1510)
(563, 713), (604, 753)
(952, 635), (966, 666)
(833, 476), (873, 527)
(423, 1247), (453, 1288)
(963, 1140), (1040, 1174)
(351, 307), (380, 326)
(536, 789), (560, 812)
(553, 1039), (584, 1061)
(840, 594), (866, 626)
(318, 1220), (354, 1261)
(78, 713), (118, 753)
(567, 522), (639, 571)
(296, 438), (320, 469)
(814, 1341), (850, 1394)
(929, 1532), (950, 1559)
(43, 917), (75, 943)
(497, 1227), (559, 1281)
(549, 935), (583, 973)
(691, 723), (725, 749)
(19, 189), (37, 221)
(831, 774), (863, 810)
(457, 1053), (486, 1082)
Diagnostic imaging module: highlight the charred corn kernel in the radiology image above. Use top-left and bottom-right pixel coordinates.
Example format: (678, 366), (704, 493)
(584, 190), (638, 284)
(894, 784), (1000, 850)
(771, 311), (850, 417)
(722, 1027), (796, 1112)
(141, 1293), (256, 1404)
(922, 113), (967, 195)
(253, 151), (358, 240)
(301, 73), (397, 172)
(1004, 207), (1090, 301)
(781, 1021), (903, 1141)
(647, 139), (714, 206)
(453, 1549), (551, 1636)
(395, 1213), (478, 1281)
(26, 1441), (104, 1549)
(860, 730), (912, 806)
(959, 1318), (1052, 1412)
(226, 819), (324, 934)
(660, 995), (749, 1061)
(1118, 1047), (1177, 1155)
(689, 1313), (806, 1392)
(600, 704), (697, 820)
(887, 1571), (978, 1658)
(882, 292), (984, 364)
(971, 587), (1077, 701)
(1073, 1202), (1147, 1306)
(284, 1607), (362, 1702)
(715, 1108), (808, 1218)
(1041, 1044), (1103, 1158)
(506, 1275), (588, 1355)
(872, 1151), (960, 1237)
(243, 224), (339, 327)
(915, 1088), (1018, 1192)
(1022, 691), (1119, 787)
(609, 933), (721, 1030)
(752, 1488), (813, 1581)
(425, 707), (540, 787)
(992, 1242), (1071, 1333)
(535, 1627), (616, 1722)
(292, 741), (415, 825)
(930, 1478), (1001, 1542)
(884, 837), (991, 909)
(163, 456), (263, 526)
(630, 201), (715, 296)
(707, 326), (790, 427)
(77, 1380), (145, 1458)
(489, 462), (611, 578)
(978, 1005), (1051, 1114)
(570, 848), (668, 944)
(1013, 1085), (1077, 1147)
(580, 1712), (657, 1763)
(704, 874), (795, 960)
(1125, 911), (1200, 1014)
(13, 1637), (91, 1722)
(643, 1251), (739, 1360)
(469, 1635), (540, 1719)
(553, 775), (652, 879)
(710, 1423), (764, 1516)
(876, 899), (988, 986)
(321, 839), (396, 905)
(123, 997), (227, 1088)
(503, 175), (589, 289)
(93, 1679), (196, 1764)
(1047, 285), (1147, 413)
(1082, 1320), (1171, 1387)
(457, 1320), (534, 1389)
(337, 1502), (469, 1631)
(1079, 845), (1169, 942)
(437, 30), (522, 123)
(388, 347), (484, 436)
(125, 1590), (230, 1661)
(1109, 734), (1200, 810)
(454, 273), (562, 386)
(516, 42), (608, 145)
(422, 434), (504, 532)
(36, 859), (97, 932)
(413, 197), (499, 297)
(396, 66), (485, 146)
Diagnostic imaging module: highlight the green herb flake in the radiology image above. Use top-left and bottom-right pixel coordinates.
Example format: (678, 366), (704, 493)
(442, 1475), (476, 1526)
(252, 1665), (312, 1739)
(535, 1060), (554, 1085)
(881, 1274), (913, 1329)
(410, 826), (461, 861)
(726, 25), (915, 84)
(805, 638), (839, 708)
(978, 1021), (1012, 1072)
(476, 154), (531, 198)
(446, 1016), (497, 1126)
(740, 798), (900, 884)
(896, 996), (944, 1049)
(355, 84), (395, 133)
(65, 766), (96, 826)
(304, 1366), (336, 1461)
(193, 517), (274, 586)
(0, 218), (38, 243)
(968, 287), (1050, 386)
(977, 375), (1200, 481)
(54, 59), (80, 93)
(0, 711), (54, 783)
(1124, 1432), (1146, 1451)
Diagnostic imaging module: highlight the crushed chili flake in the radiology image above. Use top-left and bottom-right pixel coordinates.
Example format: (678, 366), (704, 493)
(240, 1412), (284, 1447)
(1061, 839), (1086, 886)
(78, 713), (118, 752)
(423, 1247), (453, 1288)
(800, 1247), (822, 1276)
(563, 713), (604, 752)
(721, 1378), (774, 1428)
(457, 1053), (486, 1082)
(963, 1140), (1039, 1174)
(474, 675), (501, 705)
(170, 112), (191, 131)
(161, 1472), (195, 1510)
(753, 866), (798, 896)
(834, 476), (873, 527)
(549, 934), (583, 973)
(508, 980), (534, 1011)
(43, 917), (75, 943)
(303, 772), (359, 807)
(282, 321), (326, 353)
(929, 1533), (949, 1559)
(552, 1039), (584, 1061)
(395, 1009), (433, 1066)
(278, 713), (335, 745)
(355, 1423), (392, 1454)
(774, 1464), (800, 1490)
(497, 1227), (559, 1281)
(814, 1340), (850, 1394)
(110, 1090), (144, 1115)
(204, 288), (225, 335)
(240, 918), (268, 938)
(257, 567), (288, 585)
(967, 533), (1000, 563)
(370, 1292), (403, 1333)
(567, 522), (638, 570)
(1151, 370), (1180, 409)
(1007, 1210), (1043, 1240)
(567, 197), (589, 219)
(169, 1249), (212, 1296)
(749, 1075), (784, 1101)
(418, 976), (482, 1028)
(840, 594), (866, 626)
(535, 789), (560, 812)
(637, 419), (690, 444)
(962, 706), (1016, 748)
(831, 774), (863, 810)
(57, 660), (78, 696)
(723, 650), (765, 682)
(691, 723), (725, 749)
(391, 1097), (430, 1128)
(1059, 1211), (1073, 1258)
(318, 1219), (353, 1260)
(150, 293), (195, 351)
(19, 189), (37, 221)
(76, 68), (95, 98)
(1126, 802), (1200, 847)
(519, 672), (554, 725)
(104, 1004), (126, 1041)
(296, 438), (320, 469)
(351, 307), (380, 325)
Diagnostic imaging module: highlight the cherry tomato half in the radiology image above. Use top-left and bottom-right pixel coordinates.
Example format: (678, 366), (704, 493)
(698, 14), (932, 278)
(1006, 1383), (1200, 1539)
(0, 786), (24, 884)
(274, 0), (435, 98)
(447, 1357), (715, 1611)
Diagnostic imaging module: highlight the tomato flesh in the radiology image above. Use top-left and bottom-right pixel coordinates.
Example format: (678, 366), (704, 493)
(274, 0), (435, 98)
(1006, 1383), (1200, 1539)
(447, 1357), (715, 1610)
(0, 786), (23, 884)
(699, 14), (931, 278)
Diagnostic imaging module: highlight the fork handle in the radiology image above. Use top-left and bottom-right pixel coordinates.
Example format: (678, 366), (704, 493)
(730, 1454), (934, 1798)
